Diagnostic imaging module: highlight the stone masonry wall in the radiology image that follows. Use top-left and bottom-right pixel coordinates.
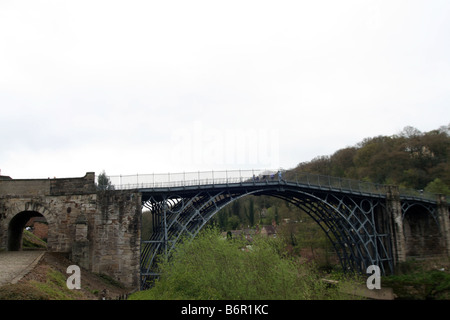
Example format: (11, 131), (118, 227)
(0, 172), (97, 197)
(0, 173), (142, 289)
(0, 194), (97, 251)
(88, 191), (141, 288)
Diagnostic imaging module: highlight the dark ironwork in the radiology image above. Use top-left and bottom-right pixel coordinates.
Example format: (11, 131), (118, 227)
(108, 170), (443, 290)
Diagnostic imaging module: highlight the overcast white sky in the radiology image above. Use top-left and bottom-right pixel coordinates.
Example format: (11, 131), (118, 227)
(1, 0), (449, 179)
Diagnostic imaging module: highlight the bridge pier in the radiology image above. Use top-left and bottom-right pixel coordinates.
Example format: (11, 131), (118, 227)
(437, 195), (450, 256)
(71, 213), (90, 270)
(386, 186), (407, 265)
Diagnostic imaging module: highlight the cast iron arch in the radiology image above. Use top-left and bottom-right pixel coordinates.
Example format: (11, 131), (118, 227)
(402, 202), (438, 224)
(140, 185), (394, 289)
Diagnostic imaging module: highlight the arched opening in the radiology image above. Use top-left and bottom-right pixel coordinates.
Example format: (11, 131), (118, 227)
(403, 205), (442, 257)
(8, 211), (48, 251)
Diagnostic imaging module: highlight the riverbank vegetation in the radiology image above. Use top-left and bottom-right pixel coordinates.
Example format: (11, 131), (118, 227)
(382, 257), (450, 300)
(130, 227), (359, 300)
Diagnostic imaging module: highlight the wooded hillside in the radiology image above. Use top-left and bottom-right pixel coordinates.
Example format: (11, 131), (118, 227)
(213, 124), (449, 235)
(291, 124), (450, 195)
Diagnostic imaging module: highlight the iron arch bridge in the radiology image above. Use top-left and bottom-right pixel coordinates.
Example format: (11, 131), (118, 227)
(109, 170), (449, 290)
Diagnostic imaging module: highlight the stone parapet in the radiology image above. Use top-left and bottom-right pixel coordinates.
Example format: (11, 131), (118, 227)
(0, 172), (96, 197)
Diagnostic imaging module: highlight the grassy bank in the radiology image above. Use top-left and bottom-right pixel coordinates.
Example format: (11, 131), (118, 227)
(382, 257), (450, 300)
(0, 252), (131, 300)
(0, 264), (83, 300)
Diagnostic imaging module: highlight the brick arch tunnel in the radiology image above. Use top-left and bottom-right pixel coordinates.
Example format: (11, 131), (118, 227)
(7, 210), (48, 251)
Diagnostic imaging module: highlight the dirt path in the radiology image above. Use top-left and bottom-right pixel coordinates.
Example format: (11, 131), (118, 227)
(0, 250), (45, 287)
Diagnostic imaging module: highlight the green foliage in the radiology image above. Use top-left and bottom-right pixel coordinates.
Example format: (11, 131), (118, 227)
(141, 210), (153, 240)
(31, 268), (81, 300)
(130, 228), (351, 300)
(246, 198), (255, 227)
(0, 283), (50, 300)
(294, 124), (450, 191)
(97, 170), (115, 190)
(383, 270), (450, 300)
(380, 257), (450, 299)
(22, 229), (47, 249)
(0, 267), (85, 300)
(227, 215), (241, 230)
(425, 178), (450, 195)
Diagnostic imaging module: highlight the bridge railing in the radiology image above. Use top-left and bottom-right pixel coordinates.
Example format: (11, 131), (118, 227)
(107, 170), (392, 197)
(106, 170), (441, 202)
(397, 188), (439, 202)
(289, 171), (389, 196)
(108, 170), (270, 190)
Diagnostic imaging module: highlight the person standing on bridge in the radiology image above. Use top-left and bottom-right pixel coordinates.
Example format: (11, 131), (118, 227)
(278, 170), (282, 181)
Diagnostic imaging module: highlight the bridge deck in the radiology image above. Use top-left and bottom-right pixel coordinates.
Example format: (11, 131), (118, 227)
(107, 170), (439, 204)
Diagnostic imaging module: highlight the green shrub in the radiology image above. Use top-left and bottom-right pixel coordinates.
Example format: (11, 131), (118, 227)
(383, 270), (450, 300)
(130, 228), (350, 300)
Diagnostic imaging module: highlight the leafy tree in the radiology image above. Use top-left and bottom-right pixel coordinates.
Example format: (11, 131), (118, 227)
(274, 206), (279, 225)
(216, 210), (228, 230)
(97, 170), (115, 190)
(227, 215), (240, 230)
(425, 178), (450, 195)
(141, 211), (153, 240)
(398, 125), (422, 139)
(130, 227), (352, 300)
(231, 200), (241, 218)
(246, 198), (255, 227)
